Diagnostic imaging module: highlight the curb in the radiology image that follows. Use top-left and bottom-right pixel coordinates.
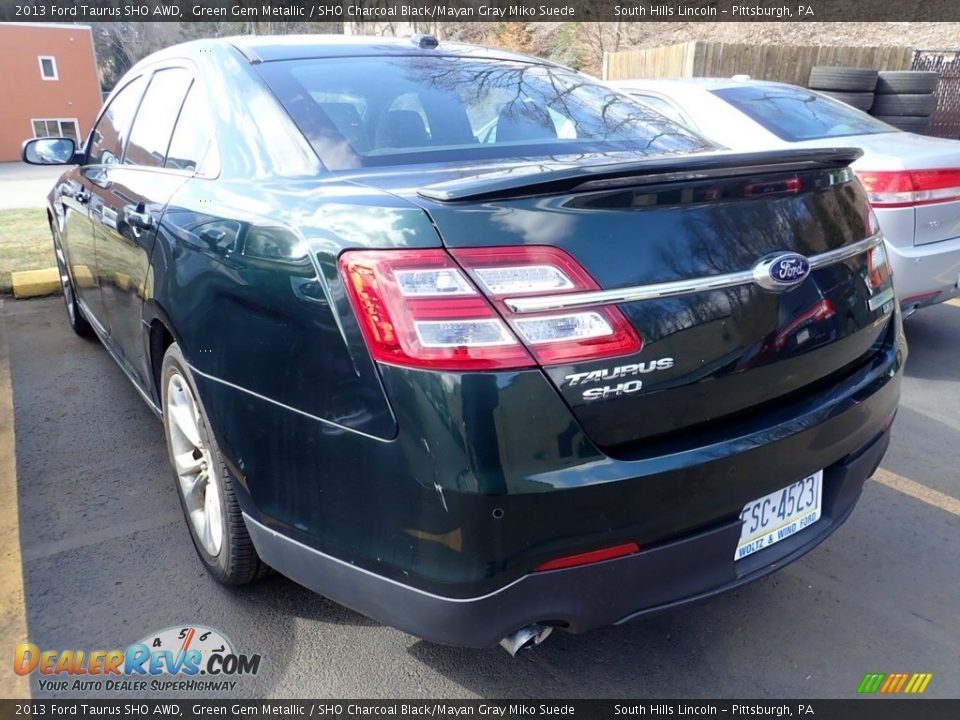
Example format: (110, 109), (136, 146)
(11, 268), (60, 299)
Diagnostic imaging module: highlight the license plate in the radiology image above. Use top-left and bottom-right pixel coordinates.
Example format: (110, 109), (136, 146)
(735, 471), (822, 560)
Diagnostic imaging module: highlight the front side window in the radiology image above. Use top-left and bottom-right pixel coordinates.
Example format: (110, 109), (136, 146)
(258, 56), (712, 170)
(711, 85), (897, 142)
(87, 75), (148, 165)
(124, 68), (193, 168)
(38, 56), (57, 80)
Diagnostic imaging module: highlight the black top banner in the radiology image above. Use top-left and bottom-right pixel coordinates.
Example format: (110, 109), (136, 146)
(3, 0), (960, 23)
(1, 700), (960, 720)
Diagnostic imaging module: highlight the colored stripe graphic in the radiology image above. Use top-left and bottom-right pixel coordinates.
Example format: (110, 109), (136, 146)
(858, 672), (932, 694)
(857, 673), (886, 693)
(908, 673), (933, 694)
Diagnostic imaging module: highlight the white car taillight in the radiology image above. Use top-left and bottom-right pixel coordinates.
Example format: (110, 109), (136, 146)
(856, 169), (960, 208)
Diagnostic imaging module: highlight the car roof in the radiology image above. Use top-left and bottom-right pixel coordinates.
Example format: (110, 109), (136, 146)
(224, 34), (553, 65)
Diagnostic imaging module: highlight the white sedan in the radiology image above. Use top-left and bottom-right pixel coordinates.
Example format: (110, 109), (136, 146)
(609, 78), (960, 314)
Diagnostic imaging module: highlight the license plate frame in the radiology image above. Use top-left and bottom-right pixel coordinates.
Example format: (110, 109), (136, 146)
(735, 471), (823, 560)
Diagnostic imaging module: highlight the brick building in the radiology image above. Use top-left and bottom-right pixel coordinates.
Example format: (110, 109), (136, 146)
(0, 23), (102, 162)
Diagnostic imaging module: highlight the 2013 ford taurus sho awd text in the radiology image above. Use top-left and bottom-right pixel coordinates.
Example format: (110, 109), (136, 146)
(23, 35), (904, 653)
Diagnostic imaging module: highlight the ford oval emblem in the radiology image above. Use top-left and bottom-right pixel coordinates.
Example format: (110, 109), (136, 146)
(753, 253), (811, 292)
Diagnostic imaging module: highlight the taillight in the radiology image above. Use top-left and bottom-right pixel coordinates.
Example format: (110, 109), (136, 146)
(451, 246), (642, 365)
(339, 246), (642, 371)
(856, 169), (960, 208)
(867, 242), (892, 289)
(338, 249), (535, 371)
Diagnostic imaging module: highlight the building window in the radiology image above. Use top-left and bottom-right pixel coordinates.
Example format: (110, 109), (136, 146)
(38, 56), (58, 81)
(32, 119), (79, 143)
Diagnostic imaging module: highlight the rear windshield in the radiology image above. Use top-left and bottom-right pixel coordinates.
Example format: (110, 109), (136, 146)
(257, 56), (712, 170)
(711, 85), (897, 142)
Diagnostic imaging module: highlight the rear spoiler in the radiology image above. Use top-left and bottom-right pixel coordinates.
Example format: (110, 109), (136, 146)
(417, 147), (863, 203)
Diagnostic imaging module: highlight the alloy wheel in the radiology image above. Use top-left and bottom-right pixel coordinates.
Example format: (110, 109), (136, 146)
(166, 372), (223, 556)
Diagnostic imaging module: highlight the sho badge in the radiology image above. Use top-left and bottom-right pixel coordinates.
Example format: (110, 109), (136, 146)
(582, 380), (643, 401)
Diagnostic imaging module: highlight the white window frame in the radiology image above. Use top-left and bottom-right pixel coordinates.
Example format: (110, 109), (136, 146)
(30, 117), (80, 142)
(38, 55), (58, 81)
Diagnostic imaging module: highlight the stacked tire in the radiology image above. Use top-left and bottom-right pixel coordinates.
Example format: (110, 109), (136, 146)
(870, 71), (939, 133)
(807, 66), (940, 135)
(808, 66), (878, 111)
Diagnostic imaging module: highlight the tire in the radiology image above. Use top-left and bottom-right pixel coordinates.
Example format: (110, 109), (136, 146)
(161, 343), (270, 585)
(820, 91), (875, 111)
(52, 232), (93, 338)
(870, 93), (938, 117)
(876, 71), (939, 95)
(808, 66), (878, 92)
(872, 115), (931, 133)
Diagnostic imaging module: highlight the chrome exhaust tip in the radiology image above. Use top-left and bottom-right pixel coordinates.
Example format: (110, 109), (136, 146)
(499, 624), (553, 656)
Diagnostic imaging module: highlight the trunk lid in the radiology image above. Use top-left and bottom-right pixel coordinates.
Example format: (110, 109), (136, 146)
(354, 149), (894, 449)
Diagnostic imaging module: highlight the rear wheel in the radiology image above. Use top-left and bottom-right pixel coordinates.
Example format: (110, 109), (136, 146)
(161, 343), (269, 585)
(53, 233), (92, 337)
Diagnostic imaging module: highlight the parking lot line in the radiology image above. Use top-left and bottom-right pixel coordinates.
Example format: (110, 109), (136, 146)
(0, 300), (30, 698)
(947, 298), (960, 308)
(872, 468), (960, 518)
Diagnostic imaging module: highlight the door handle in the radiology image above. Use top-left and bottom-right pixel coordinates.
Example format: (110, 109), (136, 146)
(61, 185), (90, 204)
(123, 205), (153, 230)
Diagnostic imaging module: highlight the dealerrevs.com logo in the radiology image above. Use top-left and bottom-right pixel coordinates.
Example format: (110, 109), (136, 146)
(13, 625), (261, 693)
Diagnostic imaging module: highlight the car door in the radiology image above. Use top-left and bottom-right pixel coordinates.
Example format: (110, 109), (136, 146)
(63, 75), (148, 333)
(91, 67), (194, 391)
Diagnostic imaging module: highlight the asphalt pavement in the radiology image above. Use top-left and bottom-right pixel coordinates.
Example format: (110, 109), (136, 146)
(1, 296), (958, 699)
(0, 162), (63, 210)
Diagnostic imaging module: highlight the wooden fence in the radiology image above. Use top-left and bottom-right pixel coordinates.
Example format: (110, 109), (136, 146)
(603, 41), (914, 86)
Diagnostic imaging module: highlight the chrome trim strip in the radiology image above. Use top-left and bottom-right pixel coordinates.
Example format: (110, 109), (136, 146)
(504, 234), (883, 314)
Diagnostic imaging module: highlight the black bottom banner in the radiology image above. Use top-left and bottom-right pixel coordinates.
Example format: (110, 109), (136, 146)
(1, 700), (958, 720)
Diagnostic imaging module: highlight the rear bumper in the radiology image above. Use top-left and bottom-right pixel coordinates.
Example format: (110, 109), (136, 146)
(884, 234), (960, 311)
(245, 425), (889, 648)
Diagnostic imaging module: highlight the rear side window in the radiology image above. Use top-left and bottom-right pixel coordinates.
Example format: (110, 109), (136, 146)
(711, 85), (896, 141)
(87, 75), (147, 165)
(165, 84), (217, 174)
(124, 68), (193, 168)
(258, 56), (712, 170)
(628, 94), (692, 129)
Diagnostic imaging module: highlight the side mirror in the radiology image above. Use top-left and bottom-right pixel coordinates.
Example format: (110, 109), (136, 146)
(22, 137), (78, 165)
